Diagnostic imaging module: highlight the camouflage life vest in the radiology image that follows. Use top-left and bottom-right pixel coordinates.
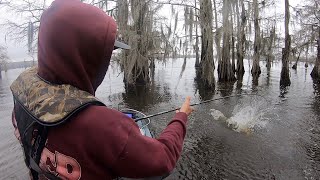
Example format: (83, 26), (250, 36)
(10, 67), (105, 179)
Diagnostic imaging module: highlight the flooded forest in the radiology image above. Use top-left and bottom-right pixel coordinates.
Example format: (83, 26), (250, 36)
(0, 0), (320, 179)
(0, 0), (319, 88)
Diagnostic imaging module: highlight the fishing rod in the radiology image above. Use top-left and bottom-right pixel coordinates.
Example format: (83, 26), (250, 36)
(134, 93), (265, 122)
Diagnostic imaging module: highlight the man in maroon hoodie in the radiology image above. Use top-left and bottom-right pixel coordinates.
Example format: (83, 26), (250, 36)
(10, 0), (193, 179)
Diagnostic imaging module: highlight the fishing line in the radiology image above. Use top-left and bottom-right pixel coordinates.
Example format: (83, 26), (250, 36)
(134, 93), (268, 122)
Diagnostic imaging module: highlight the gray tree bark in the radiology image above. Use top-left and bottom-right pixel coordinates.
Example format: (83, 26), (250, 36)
(311, 28), (320, 80)
(195, 0), (200, 67)
(218, 0), (236, 82)
(213, 0), (221, 63)
(236, 0), (246, 76)
(280, 0), (291, 86)
(197, 0), (215, 88)
(251, 0), (261, 78)
(266, 26), (275, 70)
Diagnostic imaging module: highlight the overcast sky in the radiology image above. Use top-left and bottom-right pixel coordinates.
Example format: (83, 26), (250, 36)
(0, 0), (54, 62)
(0, 0), (301, 62)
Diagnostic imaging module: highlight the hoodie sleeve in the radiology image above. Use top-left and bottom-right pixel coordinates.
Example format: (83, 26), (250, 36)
(111, 112), (188, 178)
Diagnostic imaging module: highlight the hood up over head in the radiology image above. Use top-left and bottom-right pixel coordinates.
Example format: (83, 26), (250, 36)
(37, 0), (117, 95)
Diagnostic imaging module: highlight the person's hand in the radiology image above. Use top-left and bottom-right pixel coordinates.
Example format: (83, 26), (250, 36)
(177, 96), (194, 116)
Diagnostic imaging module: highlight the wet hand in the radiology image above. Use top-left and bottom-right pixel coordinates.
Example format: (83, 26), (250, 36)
(177, 96), (194, 116)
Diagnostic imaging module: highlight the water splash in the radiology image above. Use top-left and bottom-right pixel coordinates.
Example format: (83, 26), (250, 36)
(210, 109), (227, 121)
(227, 105), (268, 133)
(211, 99), (269, 133)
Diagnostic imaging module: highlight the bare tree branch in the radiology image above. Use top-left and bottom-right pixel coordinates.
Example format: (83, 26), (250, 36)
(154, 0), (200, 11)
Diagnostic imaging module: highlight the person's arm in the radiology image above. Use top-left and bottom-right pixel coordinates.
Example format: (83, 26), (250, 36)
(112, 97), (193, 178)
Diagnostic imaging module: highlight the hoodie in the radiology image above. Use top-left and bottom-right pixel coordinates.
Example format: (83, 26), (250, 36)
(12, 0), (188, 179)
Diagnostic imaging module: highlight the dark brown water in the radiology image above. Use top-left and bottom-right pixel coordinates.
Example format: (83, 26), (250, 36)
(0, 59), (319, 180)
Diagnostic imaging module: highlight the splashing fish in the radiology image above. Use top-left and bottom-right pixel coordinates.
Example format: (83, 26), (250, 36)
(210, 101), (268, 133)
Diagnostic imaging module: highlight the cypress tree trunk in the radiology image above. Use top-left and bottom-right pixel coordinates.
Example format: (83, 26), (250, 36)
(280, 0), (291, 86)
(218, 0), (236, 82)
(251, 0), (261, 78)
(311, 30), (320, 80)
(195, 27), (200, 67)
(266, 26), (275, 70)
(231, 4), (235, 73)
(236, 0), (245, 76)
(213, 0), (221, 63)
(195, 0), (200, 68)
(292, 48), (302, 70)
(305, 44), (309, 68)
(197, 0), (215, 88)
(231, 32), (235, 73)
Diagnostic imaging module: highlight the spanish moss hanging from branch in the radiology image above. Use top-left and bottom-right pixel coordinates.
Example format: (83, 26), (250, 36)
(118, 0), (152, 89)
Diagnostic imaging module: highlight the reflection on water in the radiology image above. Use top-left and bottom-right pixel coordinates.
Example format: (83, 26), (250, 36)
(236, 73), (244, 92)
(1, 59), (320, 179)
(122, 83), (172, 111)
(194, 80), (215, 101)
(217, 81), (235, 97)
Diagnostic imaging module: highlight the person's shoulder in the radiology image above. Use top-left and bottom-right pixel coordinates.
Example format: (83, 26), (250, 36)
(77, 105), (137, 131)
(83, 105), (123, 117)
(85, 106), (131, 119)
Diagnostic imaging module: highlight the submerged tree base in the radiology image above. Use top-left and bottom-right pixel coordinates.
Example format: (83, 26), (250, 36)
(251, 67), (261, 76)
(217, 64), (236, 82)
(236, 66), (245, 76)
(217, 81), (235, 96)
(266, 63), (271, 70)
(292, 63), (297, 70)
(313, 36), (320, 93)
(252, 75), (259, 87)
(280, 67), (291, 87)
(194, 77), (215, 100)
(311, 65), (320, 83)
(122, 82), (169, 110)
(236, 72), (244, 90)
(124, 72), (150, 93)
(311, 38), (320, 81)
(195, 68), (215, 90)
(124, 83), (147, 93)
